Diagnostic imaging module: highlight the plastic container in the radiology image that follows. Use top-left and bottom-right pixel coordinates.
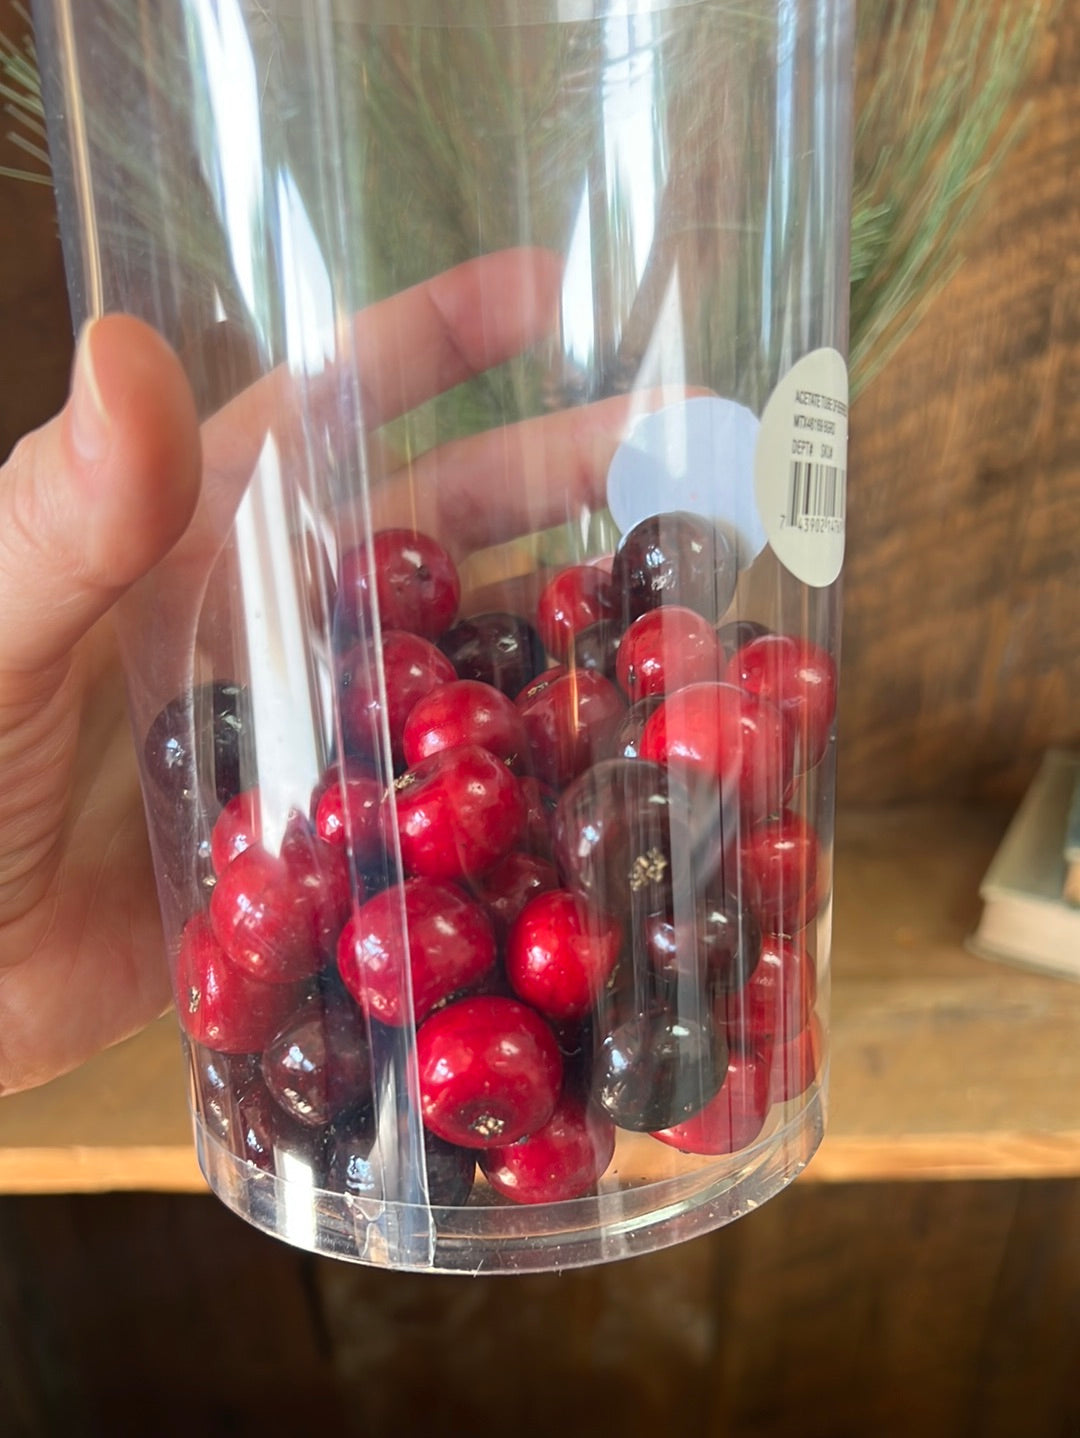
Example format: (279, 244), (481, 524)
(34, 0), (853, 1272)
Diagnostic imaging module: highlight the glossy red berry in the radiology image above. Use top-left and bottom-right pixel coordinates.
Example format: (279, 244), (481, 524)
(739, 811), (823, 933)
(338, 630), (455, 764)
(210, 789), (261, 874)
(639, 681), (793, 821)
(314, 771), (387, 865)
(337, 879), (496, 1026)
(260, 993), (372, 1127)
(417, 996), (563, 1149)
(769, 1014), (823, 1104)
(535, 564), (619, 661)
(615, 606), (721, 704)
(468, 850), (560, 936)
(651, 1048), (771, 1155)
(394, 743), (526, 882)
(506, 889), (622, 1022)
(723, 932), (816, 1050)
(339, 529), (460, 640)
(727, 634), (837, 770)
(176, 914), (302, 1053)
(480, 1096), (616, 1204)
(517, 668), (626, 789)
(403, 679), (530, 771)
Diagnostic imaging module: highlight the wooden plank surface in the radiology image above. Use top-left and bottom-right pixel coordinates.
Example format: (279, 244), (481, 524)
(2, 801), (1079, 1192)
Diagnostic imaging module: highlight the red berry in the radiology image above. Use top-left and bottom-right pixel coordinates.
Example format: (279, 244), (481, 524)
(210, 789), (310, 876)
(615, 606), (721, 704)
(517, 668), (626, 789)
(417, 996), (563, 1149)
(314, 771), (387, 865)
(176, 914), (302, 1053)
(518, 776), (558, 859)
(651, 1048), (771, 1155)
(535, 565), (619, 661)
(769, 1013), (823, 1104)
(639, 681), (792, 820)
(468, 850), (560, 936)
(727, 635), (837, 771)
(515, 665), (567, 707)
(723, 932), (816, 1050)
(337, 879), (496, 1027)
(506, 889), (622, 1022)
(403, 679), (530, 771)
(338, 630), (455, 764)
(339, 529), (460, 640)
(210, 834), (352, 984)
(260, 993), (373, 1127)
(480, 1096), (616, 1203)
(739, 811), (823, 933)
(394, 743), (526, 882)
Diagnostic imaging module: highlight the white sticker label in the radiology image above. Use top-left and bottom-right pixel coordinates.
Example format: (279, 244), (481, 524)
(754, 348), (848, 588)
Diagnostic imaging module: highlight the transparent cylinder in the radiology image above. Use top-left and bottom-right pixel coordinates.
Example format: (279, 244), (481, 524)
(35, 0), (853, 1272)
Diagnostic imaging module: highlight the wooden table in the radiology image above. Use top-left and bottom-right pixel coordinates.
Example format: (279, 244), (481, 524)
(1, 802), (1078, 1194)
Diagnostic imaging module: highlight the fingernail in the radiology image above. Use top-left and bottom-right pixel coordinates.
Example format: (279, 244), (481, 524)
(70, 319), (111, 464)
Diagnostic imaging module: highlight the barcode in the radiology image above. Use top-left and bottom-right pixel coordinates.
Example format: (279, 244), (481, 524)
(788, 460), (845, 529)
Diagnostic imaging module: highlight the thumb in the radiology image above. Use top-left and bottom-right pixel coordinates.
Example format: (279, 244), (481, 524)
(0, 314), (201, 680)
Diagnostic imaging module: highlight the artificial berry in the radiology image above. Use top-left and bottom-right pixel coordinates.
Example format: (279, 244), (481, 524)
(651, 1048), (771, 1155)
(723, 933), (816, 1050)
(727, 635), (837, 770)
(209, 832), (351, 984)
(437, 611), (545, 696)
(327, 1117), (476, 1207)
(535, 565), (619, 661)
(611, 511), (738, 624)
(338, 630), (455, 764)
(480, 1096), (616, 1204)
(506, 889), (622, 1022)
(260, 993), (373, 1128)
(769, 1014), (823, 1104)
(394, 743), (526, 882)
(402, 679), (530, 772)
(615, 606), (721, 704)
(314, 769), (387, 866)
(416, 996), (562, 1149)
(517, 668), (625, 789)
(592, 1004), (729, 1132)
(176, 915), (302, 1053)
(338, 878), (496, 1026)
(468, 850), (560, 937)
(144, 680), (252, 807)
(639, 681), (793, 821)
(551, 758), (693, 920)
(739, 811), (823, 933)
(644, 886), (762, 998)
(611, 696), (663, 759)
(338, 528), (460, 640)
(570, 619), (623, 681)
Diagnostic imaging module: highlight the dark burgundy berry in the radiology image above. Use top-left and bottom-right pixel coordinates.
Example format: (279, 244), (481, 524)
(518, 776), (558, 860)
(570, 619), (623, 682)
(644, 886), (762, 998)
(739, 811), (823, 933)
(314, 770), (387, 866)
(536, 565), (619, 662)
(727, 634), (837, 772)
(715, 619), (770, 660)
(480, 1096), (616, 1204)
(551, 758), (694, 920)
(615, 605), (722, 704)
(144, 680), (252, 807)
(517, 668), (626, 789)
(260, 993), (373, 1128)
(327, 1115), (476, 1208)
(337, 879), (496, 1026)
(402, 679), (530, 771)
(190, 1046), (258, 1148)
(176, 914), (303, 1053)
(612, 697), (663, 759)
(611, 511), (738, 624)
(724, 932), (816, 1050)
(651, 1047), (771, 1155)
(506, 889), (622, 1022)
(338, 630), (456, 764)
(338, 529), (460, 641)
(468, 850), (560, 937)
(394, 744), (526, 882)
(769, 1014), (822, 1104)
(592, 1004), (729, 1132)
(230, 1074), (326, 1174)
(416, 996), (562, 1149)
(209, 832), (352, 984)
(437, 611), (545, 696)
